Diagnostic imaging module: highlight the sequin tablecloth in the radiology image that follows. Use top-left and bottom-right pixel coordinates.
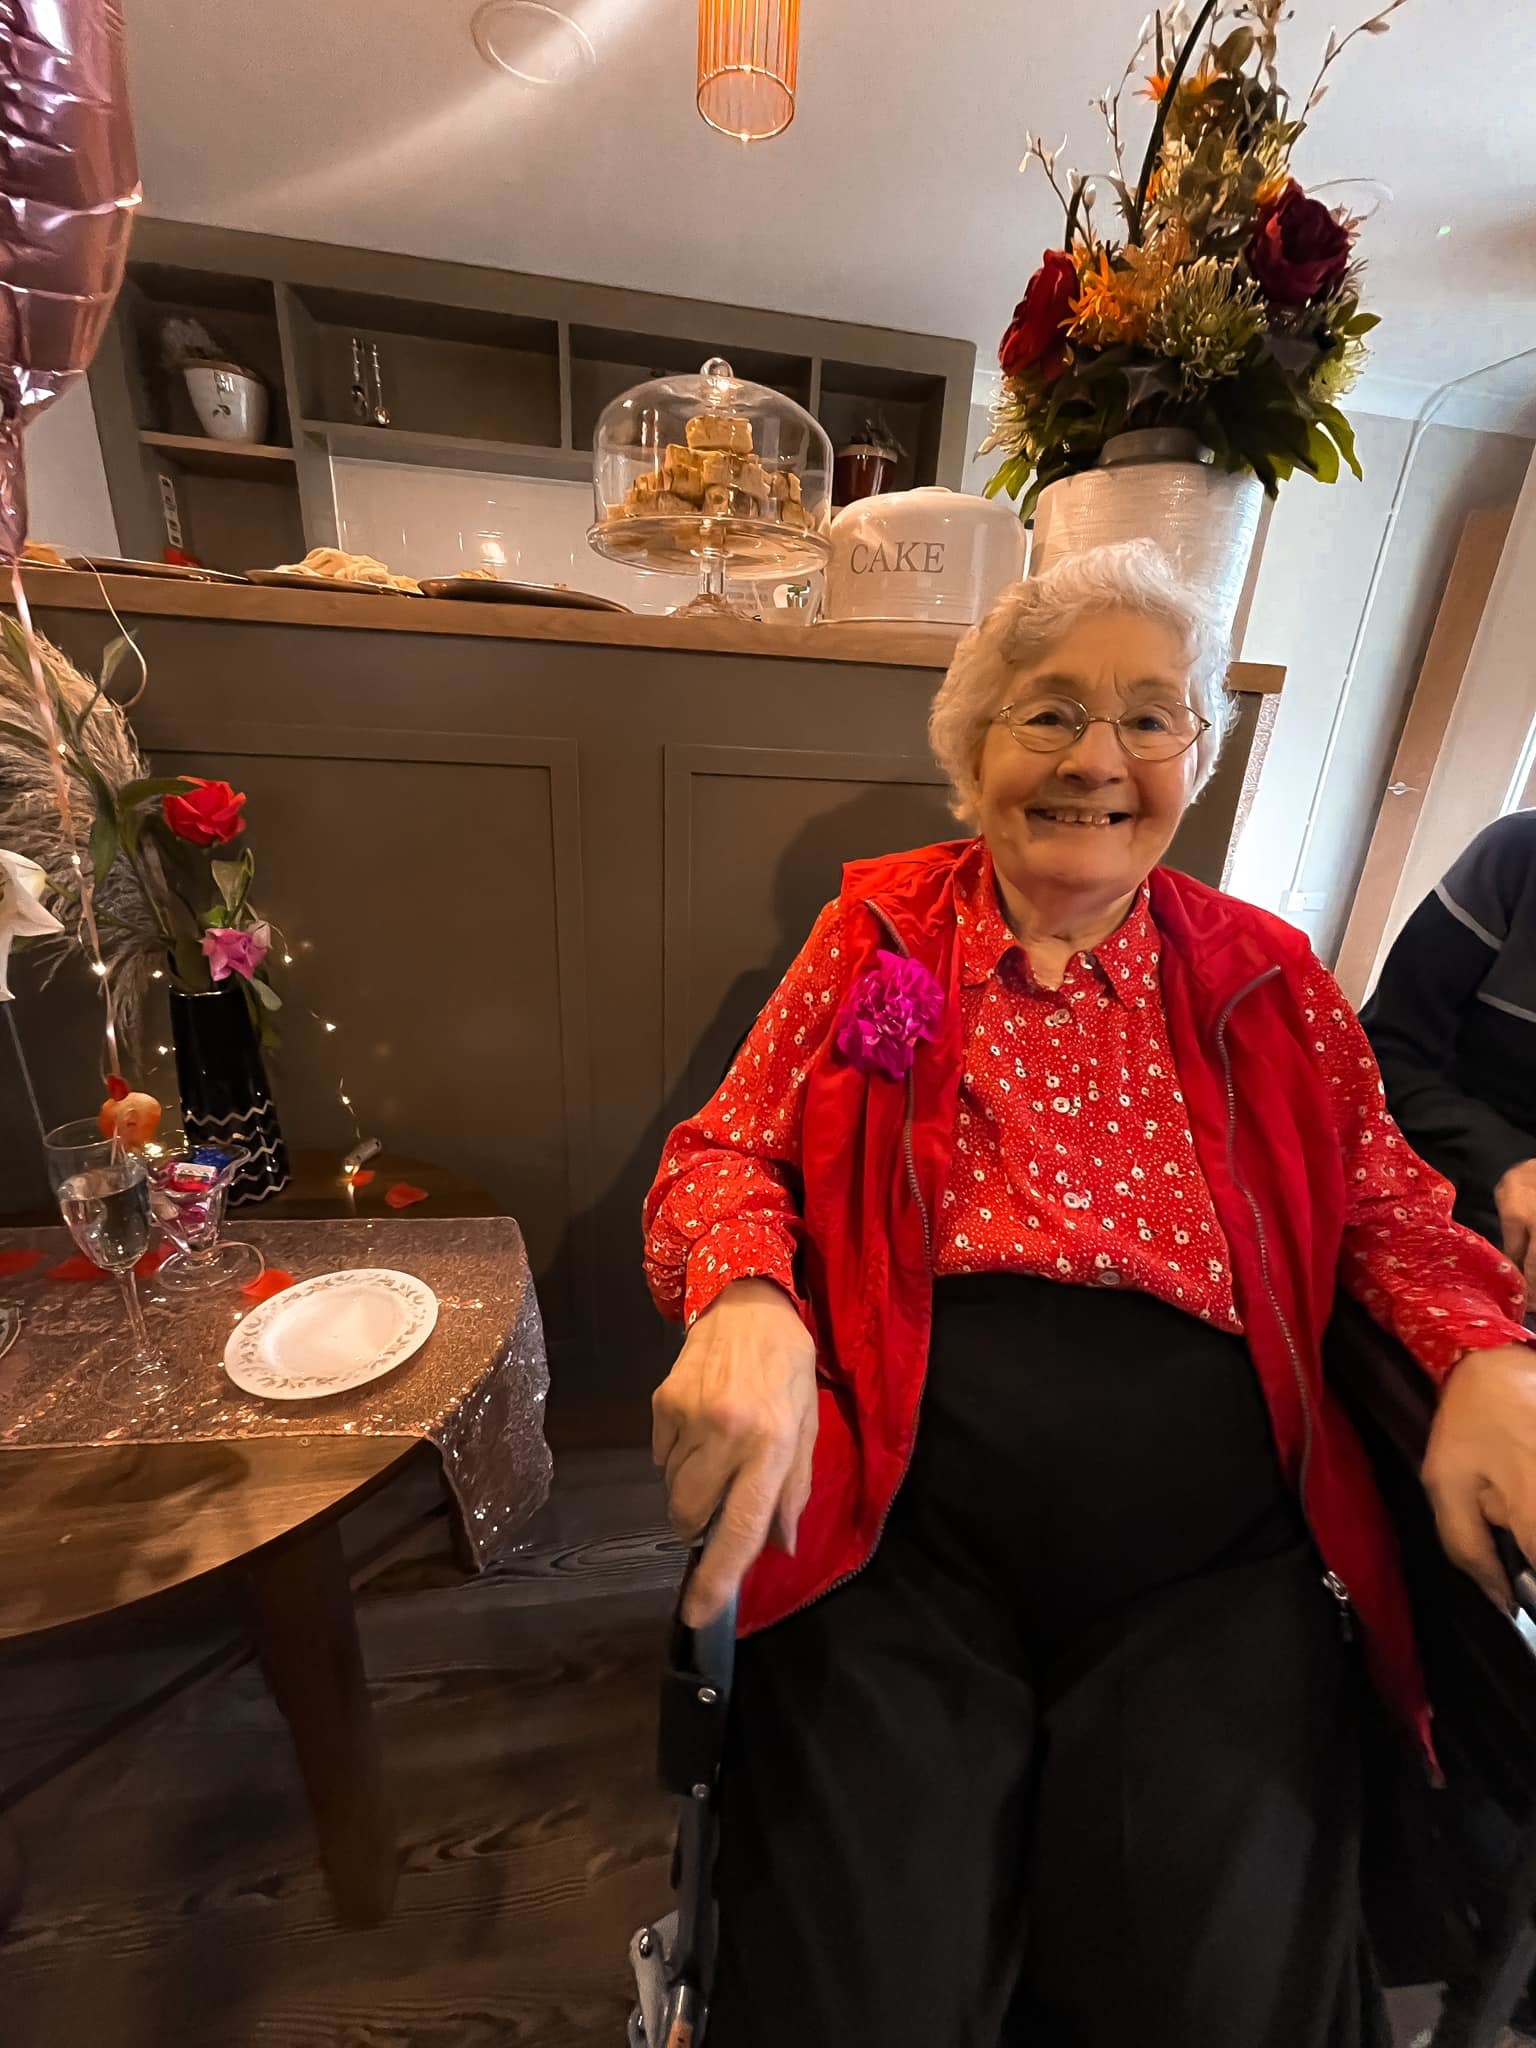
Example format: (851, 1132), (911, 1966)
(0, 1216), (552, 1566)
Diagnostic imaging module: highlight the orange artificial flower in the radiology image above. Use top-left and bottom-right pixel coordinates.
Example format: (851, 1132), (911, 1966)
(1140, 58), (1221, 102)
(1071, 249), (1150, 346)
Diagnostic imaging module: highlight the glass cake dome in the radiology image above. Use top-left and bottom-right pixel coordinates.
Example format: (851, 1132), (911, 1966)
(588, 356), (832, 615)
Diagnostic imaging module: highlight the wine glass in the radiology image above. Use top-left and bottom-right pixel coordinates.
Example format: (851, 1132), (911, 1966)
(42, 1117), (115, 1194)
(57, 1153), (158, 1360)
(147, 1144), (263, 1293)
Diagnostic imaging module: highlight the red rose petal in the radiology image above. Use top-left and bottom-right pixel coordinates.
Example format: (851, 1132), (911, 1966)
(348, 1168), (376, 1187)
(47, 1254), (113, 1284)
(135, 1243), (172, 1277)
(241, 1267), (296, 1303)
(385, 1182), (428, 1209)
(0, 1248), (45, 1277)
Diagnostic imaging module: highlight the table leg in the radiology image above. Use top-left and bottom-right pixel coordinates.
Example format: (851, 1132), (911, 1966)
(0, 1814), (21, 1934)
(244, 1521), (397, 1926)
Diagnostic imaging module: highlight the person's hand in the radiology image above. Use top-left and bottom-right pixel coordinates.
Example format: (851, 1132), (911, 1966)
(652, 1276), (819, 1626)
(1495, 1159), (1536, 1299)
(1423, 1342), (1536, 1610)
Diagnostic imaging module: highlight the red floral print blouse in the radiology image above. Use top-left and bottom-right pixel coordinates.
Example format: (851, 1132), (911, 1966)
(644, 851), (1529, 1374)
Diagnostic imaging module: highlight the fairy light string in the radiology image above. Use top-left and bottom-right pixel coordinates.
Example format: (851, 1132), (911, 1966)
(147, 949), (366, 1155)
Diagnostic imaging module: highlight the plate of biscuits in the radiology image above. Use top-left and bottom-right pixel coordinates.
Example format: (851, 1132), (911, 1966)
(247, 546), (422, 595)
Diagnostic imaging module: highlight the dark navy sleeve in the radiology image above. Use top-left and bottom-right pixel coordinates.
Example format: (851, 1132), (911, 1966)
(1361, 815), (1536, 1219)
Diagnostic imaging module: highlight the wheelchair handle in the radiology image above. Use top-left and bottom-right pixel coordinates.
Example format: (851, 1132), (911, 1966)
(675, 1512), (740, 1692)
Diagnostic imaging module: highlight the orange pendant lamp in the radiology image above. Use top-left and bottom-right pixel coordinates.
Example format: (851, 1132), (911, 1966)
(697, 0), (801, 142)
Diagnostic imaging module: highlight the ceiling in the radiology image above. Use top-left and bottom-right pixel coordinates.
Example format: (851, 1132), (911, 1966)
(123, 0), (1536, 427)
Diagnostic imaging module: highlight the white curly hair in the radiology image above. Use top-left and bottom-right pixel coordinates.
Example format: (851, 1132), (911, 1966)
(928, 539), (1233, 823)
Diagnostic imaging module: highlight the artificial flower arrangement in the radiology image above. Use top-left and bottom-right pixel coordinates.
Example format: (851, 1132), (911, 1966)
(0, 617), (282, 1051)
(982, 0), (1404, 519)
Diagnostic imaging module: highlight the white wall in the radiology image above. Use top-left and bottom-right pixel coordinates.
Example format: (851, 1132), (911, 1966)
(20, 381), (119, 557)
(1386, 451), (1536, 933)
(1227, 413), (1533, 956)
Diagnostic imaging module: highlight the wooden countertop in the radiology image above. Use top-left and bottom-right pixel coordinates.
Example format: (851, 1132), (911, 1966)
(18, 568), (1286, 690)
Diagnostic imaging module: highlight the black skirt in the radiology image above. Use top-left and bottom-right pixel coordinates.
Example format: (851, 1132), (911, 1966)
(707, 1274), (1388, 2048)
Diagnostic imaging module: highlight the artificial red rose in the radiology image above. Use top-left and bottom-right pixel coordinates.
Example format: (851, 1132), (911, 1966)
(1246, 182), (1353, 307)
(999, 250), (1078, 380)
(161, 777), (247, 847)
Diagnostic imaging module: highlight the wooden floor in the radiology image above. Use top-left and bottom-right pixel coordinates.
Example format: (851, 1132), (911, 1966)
(0, 1447), (1509, 2047)
(0, 1450), (684, 2047)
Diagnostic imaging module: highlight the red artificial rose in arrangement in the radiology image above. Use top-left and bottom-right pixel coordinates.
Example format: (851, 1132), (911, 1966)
(1247, 182), (1353, 307)
(161, 777), (247, 848)
(999, 250), (1078, 381)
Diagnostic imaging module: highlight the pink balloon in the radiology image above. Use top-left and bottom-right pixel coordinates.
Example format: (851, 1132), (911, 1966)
(0, 0), (141, 559)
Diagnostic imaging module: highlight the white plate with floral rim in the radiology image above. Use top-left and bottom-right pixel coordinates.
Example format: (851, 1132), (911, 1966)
(223, 1269), (438, 1400)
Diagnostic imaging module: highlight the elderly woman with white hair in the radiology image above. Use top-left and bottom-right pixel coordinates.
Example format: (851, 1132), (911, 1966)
(642, 540), (1536, 2047)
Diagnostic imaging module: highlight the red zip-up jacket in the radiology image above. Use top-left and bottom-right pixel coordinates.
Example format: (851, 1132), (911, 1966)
(663, 842), (1520, 1754)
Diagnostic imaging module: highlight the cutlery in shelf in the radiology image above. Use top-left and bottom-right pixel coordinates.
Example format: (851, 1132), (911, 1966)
(369, 341), (390, 428)
(350, 335), (370, 423)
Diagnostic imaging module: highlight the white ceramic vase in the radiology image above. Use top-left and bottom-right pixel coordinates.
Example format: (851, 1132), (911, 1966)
(1029, 429), (1264, 641)
(183, 361), (269, 444)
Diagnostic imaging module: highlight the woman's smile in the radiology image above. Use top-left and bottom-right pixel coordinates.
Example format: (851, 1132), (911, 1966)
(1024, 804), (1136, 831)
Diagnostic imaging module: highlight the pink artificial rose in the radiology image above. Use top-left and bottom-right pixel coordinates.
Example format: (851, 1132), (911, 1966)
(201, 921), (271, 983)
(834, 950), (945, 1080)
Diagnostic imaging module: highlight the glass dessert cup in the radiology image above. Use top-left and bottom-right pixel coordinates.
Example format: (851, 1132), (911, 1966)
(147, 1144), (264, 1293)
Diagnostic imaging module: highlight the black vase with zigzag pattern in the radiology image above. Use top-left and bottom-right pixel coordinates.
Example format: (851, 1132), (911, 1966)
(168, 980), (291, 1206)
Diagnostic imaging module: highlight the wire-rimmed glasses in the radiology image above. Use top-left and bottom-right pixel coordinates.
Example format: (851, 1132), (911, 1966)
(995, 695), (1210, 763)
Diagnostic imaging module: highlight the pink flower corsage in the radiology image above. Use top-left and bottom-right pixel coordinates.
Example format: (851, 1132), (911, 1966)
(834, 950), (944, 1080)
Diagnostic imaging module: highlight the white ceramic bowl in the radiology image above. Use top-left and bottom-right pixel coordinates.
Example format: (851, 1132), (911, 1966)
(824, 486), (1028, 627)
(183, 361), (269, 444)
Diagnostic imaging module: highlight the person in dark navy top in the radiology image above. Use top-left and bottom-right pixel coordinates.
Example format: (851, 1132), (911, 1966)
(1363, 810), (1536, 1295)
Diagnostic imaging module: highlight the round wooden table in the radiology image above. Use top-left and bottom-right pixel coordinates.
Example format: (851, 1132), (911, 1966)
(0, 1148), (502, 1928)
(0, 1434), (423, 1924)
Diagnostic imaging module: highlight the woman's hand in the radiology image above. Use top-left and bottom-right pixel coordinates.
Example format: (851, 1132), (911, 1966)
(1423, 1342), (1536, 1609)
(652, 1276), (819, 1626)
(1495, 1159), (1536, 1298)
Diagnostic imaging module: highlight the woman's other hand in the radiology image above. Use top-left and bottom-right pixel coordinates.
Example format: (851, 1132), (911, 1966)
(1495, 1159), (1536, 1299)
(652, 1276), (819, 1626)
(1424, 1342), (1536, 1610)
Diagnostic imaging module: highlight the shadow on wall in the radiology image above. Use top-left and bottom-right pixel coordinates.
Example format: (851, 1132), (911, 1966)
(0, 953), (116, 1216)
(538, 784), (959, 1429)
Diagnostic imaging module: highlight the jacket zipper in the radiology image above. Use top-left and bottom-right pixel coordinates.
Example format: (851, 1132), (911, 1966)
(774, 900), (934, 1621)
(1214, 968), (1353, 1637)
